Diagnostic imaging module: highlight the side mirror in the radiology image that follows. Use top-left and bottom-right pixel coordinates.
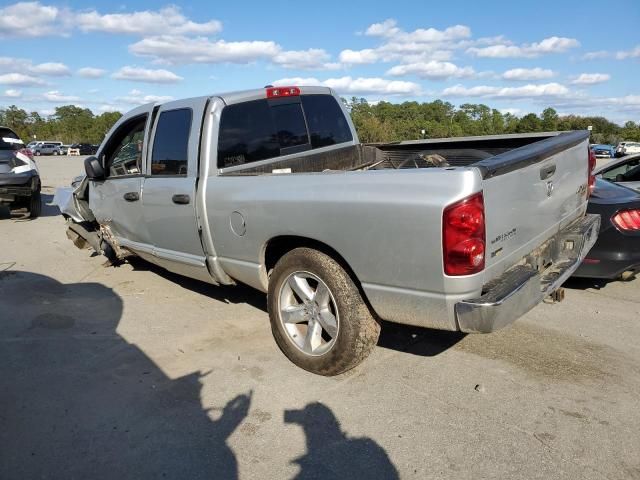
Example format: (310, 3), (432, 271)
(84, 155), (105, 181)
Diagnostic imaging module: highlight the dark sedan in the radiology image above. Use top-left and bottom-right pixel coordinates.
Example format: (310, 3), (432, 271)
(574, 178), (640, 279)
(71, 143), (98, 155)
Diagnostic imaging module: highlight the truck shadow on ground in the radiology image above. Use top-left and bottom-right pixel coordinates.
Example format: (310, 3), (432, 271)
(126, 257), (268, 312)
(378, 321), (466, 357)
(0, 271), (397, 479)
(0, 192), (59, 220)
(126, 257), (463, 358)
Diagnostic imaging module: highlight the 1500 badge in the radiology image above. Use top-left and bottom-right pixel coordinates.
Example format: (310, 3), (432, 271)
(490, 227), (517, 245)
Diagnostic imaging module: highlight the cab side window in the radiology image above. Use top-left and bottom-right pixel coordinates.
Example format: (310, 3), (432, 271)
(104, 115), (148, 178)
(150, 109), (192, 176)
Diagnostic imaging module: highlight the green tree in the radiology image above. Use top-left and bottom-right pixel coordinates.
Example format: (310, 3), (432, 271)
(540, 107), (558, 131)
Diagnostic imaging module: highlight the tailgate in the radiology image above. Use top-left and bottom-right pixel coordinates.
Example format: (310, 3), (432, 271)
(477, 131), (590, 282)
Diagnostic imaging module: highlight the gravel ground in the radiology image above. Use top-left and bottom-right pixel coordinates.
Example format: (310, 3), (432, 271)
(1, 155), (639, 480)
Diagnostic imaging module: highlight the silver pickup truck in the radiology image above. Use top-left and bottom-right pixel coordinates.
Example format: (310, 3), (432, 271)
(56, 85), (600, 375)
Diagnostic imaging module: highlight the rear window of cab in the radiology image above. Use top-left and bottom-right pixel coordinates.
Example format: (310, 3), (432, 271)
(217, 94), (352, 168)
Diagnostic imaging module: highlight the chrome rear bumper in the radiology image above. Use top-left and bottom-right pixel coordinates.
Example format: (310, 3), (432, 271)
(455, 214), (600, 333)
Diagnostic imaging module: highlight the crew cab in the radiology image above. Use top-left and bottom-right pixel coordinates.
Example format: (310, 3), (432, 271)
(56, 86), (600, 375)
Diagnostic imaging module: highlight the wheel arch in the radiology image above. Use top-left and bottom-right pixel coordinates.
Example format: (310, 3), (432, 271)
(262, 235), (377, 317)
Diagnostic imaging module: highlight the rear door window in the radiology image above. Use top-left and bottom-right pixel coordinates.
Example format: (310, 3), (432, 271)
(301, 95), (353, 148)
(151, 108), (192, 176)
(218, 100), (279, 168)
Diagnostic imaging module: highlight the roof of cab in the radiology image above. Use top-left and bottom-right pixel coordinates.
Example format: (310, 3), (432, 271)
(134, 85), (334, 112)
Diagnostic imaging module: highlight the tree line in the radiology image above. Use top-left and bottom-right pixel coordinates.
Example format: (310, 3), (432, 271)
(0, 105), (122, 145)
(346, 97), (640, 145)
(1, 101), (639, 146)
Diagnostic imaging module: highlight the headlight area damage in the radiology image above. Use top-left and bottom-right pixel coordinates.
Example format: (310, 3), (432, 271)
(53, 176), (125, 265)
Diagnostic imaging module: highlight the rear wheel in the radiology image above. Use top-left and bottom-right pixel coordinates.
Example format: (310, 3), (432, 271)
(267, 247), (380, 376)
(26, 191), (41, 218)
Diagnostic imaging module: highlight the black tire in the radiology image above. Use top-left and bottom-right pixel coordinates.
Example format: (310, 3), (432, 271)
(26, 191), (41, 218)
(267, 247), (380, 376)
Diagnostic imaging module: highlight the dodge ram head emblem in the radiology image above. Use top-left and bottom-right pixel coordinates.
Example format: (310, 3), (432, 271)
(546, 181), (554, 197)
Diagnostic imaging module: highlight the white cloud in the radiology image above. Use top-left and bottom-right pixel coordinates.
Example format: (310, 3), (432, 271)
(42, 90), (81, 102)
(0, 3), (221, 39)
(570, 73), (610, 85)
(582, 50), (610, 60)
(339, 49), (380, 65)
(0, 57), (69, 77)
(272, 49), (341, 70)
(272, 77), (323, 86)
(342, 20), (471, 65)
(0, 73), (46, 86)
(502, 68), (555, 81)
(273, 76), (421, 95)
(3, 88), (22, 98)
(386, 61), (475, 79)
(442, 82), (569, 99)
(112, 66), (183, 84)
(29, 62), (70, 76)
(117, 89), (174, 106)
(78, 67), (107, 79)
(499, 108), (522, 116)
(75, 6), (222, 36)
(0, 2), (64, 38)
(467, 36), (580, 58)
(97, 104), (122, 113)
(130, 35), (280, 64)
(615, 45), (640, 60)
(365, 19), (400, 37)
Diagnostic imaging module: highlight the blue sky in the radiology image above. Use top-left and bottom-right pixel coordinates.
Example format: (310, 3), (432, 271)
(1, 0), (639, 123)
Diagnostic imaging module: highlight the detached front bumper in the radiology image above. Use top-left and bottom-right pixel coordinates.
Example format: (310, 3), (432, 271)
(455, 214), (601, 333)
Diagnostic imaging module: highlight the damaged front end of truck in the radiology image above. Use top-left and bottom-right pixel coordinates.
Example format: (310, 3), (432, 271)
(54, 175), (125, 265)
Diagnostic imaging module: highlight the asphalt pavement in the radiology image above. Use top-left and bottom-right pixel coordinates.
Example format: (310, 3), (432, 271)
(1, 155), (639, 479)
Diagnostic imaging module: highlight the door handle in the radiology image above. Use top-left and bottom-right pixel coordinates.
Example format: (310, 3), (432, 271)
(172, 194), (190, 205)
(540, 164), (556, 180)
(123, 192), (139, 202)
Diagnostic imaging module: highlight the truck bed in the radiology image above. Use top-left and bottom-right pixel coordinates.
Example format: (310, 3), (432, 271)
(220, 132), (586, 179)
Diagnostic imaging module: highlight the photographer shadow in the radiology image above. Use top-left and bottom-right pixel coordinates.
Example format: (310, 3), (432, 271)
(286, 403), (399, 479)
(0, 271), (250, 480)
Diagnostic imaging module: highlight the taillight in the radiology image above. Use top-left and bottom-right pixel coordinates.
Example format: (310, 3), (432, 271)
(18, 148), (33, 160)
(588, 148), (596, 197)
(612, 209), (640, 232)
(443, 192), (485, 276)
(266, 86), (300, 98)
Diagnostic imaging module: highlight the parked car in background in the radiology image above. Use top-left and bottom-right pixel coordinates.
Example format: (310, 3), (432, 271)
(70, 143), (98, 155)
(590, 144), (615, 158)
(0, 126), (41, 217)
(574, 178), (640, 280)
(595, 153), (640, 192)
(32, 143), (62, 156)
(60, 145), (71, 155)
(616, 141), (640, 157)
(56, 86), (599, 375)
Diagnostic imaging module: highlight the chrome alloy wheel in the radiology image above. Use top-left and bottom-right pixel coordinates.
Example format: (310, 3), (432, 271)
(277, 271), (339, 356)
